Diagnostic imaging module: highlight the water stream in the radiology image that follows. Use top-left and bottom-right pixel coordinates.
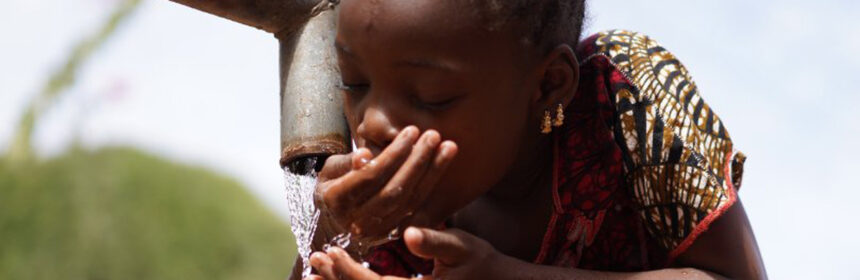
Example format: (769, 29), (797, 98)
(284, 156), (394, 277)
(284, 157), (322, 278)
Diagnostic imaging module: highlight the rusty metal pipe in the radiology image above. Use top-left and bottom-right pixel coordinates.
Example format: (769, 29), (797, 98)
(168, 0), (350, 172)
(277, 9), (350, 171)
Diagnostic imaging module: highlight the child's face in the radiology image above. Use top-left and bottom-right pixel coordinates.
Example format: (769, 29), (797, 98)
(337, 0), (545, 221)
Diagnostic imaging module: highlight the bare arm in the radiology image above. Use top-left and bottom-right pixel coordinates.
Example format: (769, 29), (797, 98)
(302, 195), (764, 280)
(495, 198), (766, 280)
(302, 198), (765, 280)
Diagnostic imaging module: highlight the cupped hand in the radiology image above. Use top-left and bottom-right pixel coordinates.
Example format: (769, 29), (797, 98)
(305, 227), (506, 280)
(314, 126), (459, 243)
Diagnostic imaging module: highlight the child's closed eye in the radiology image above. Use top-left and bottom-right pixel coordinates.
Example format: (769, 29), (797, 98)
(410, 94), (461, 111)
(336, 82), (370, 93)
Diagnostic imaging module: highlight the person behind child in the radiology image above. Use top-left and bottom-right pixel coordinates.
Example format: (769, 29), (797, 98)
(296, 0), (766, 279)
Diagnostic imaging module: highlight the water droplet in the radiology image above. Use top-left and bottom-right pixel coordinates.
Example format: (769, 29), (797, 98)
(330, 232), (352, 249)
(361, 261), (370, 268)
(387, 227), (401, 240)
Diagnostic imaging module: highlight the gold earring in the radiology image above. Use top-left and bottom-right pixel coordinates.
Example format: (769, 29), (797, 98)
(541, 110), (552, 134)
(553, 103), (565, 127)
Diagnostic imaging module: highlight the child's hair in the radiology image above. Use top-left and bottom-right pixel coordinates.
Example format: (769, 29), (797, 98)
(472, 0), (587, 52)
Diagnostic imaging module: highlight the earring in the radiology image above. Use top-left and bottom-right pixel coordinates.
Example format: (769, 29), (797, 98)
(541, 110), (552, 134)
(553, 103), (565, 127)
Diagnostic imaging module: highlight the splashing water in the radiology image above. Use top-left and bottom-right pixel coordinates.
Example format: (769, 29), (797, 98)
(284, 157), (322, 278)
(284, 156), (401, 277)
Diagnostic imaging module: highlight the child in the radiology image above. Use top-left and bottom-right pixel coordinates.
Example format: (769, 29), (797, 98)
(301, 0), (765, 279)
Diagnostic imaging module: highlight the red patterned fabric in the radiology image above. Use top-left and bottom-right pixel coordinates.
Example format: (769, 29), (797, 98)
(364, 30), (743, 277)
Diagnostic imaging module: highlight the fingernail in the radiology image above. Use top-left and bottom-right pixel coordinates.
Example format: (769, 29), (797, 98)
(444, 141), (458, 155)
(425, 130), (440, 146)
(402, 126), (417, 139)
(356, 156), (371, 169)
(439, 142), (451, 156)
(310, 252), (325, 264)
(405, 227), (422, 238)
(326, 246), (346, 258)
(325, 246), (344, 258)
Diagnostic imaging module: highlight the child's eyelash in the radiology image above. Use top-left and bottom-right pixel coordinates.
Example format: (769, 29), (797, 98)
(412, 95), (461, 111)
(336, 82), (369, 92)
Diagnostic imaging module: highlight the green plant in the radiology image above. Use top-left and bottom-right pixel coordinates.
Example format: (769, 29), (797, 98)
(1, 0), (298, 279)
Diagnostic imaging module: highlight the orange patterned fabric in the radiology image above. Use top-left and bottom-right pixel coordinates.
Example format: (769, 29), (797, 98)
(587, 30), (746, 258)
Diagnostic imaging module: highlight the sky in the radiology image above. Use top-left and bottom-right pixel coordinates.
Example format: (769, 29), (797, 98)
(1, 0), (858, 278)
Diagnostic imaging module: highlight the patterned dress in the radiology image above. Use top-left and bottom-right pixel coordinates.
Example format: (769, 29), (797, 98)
(364, 30), (747, 276)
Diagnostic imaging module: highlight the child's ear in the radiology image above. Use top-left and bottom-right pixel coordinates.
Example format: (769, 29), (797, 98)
(532, 44), (579, 112)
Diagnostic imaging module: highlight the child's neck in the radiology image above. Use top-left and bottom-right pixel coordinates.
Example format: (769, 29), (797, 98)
(485, 136), (554, 204)
(449, 136), (555, 261)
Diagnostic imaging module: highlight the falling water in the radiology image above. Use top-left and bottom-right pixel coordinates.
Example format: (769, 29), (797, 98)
(284, 156), (398, 277)
(284, 157), (322, 278)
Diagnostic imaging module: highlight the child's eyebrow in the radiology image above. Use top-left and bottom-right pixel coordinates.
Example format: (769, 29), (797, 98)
(335, 41), (458, 72)
(395, 58), (457, 72)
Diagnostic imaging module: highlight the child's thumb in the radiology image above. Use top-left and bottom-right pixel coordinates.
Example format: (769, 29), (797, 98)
(317, 148), (371, 181)
(404, 227), (470, 266)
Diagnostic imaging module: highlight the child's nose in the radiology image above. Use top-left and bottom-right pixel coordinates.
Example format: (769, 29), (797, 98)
(355, 106), (399, 155)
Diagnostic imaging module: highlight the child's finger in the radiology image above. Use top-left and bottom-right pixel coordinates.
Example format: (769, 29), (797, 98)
(326, 247), (379, 280)
(350, 147), (374, 170)
(359, 125), (419, 183)
(375, 140), (457, 237)
(403, 227), (471, 266)
(303, 275), (324, 280)
(317, 153), (353, 182)
(353, 130), (442, 235)
(320, 126), (418, 218)
(309, 252), (338, 280)
(317, 148), (371, 182)
(392, 141), (458, 230)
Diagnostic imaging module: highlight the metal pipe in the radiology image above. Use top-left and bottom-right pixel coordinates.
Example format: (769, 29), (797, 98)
(277, 9), (350, 171)
(169, 0), (320, 34)
(167, 0), (350, 172)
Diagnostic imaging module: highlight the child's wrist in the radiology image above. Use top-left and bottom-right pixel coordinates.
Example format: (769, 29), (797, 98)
(485, 252), (531, 280)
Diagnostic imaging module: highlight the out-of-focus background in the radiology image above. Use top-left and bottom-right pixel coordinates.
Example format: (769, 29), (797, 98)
(0, 0), (856, 279)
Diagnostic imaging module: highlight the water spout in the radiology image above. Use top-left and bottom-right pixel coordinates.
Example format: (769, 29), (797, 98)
(277, 8), (350, 168)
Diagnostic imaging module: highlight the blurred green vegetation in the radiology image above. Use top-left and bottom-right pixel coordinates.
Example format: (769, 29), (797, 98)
(0, 147), (296, 279)
(1, 0), (297, 279)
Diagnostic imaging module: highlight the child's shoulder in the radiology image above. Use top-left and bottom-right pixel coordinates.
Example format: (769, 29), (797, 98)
(555, 29), (748, 264)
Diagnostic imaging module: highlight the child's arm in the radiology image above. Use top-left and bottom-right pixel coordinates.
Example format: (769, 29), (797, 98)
(308, 199), (765, 280)
(497, 200), (765, 279)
